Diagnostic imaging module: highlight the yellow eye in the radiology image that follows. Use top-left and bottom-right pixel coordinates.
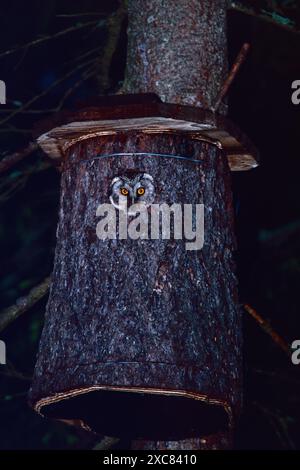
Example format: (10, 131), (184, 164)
(137, 187), (145, 196)
(120, 187), (129, 196)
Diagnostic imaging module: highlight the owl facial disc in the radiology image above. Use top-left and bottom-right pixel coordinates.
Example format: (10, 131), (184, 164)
(109, 173), (155, 215)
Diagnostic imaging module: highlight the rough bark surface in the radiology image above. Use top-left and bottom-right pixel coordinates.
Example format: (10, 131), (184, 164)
(131, 431), (233, 450)
(122, 0), (236, 449)
(30, 0), (244, 450)
(123, 0), (228, 111)
(29, 132), (241, 446)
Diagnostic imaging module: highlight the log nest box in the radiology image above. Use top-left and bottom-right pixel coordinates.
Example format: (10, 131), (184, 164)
(36, 93), (258, 172)
(29, 94), (258, 440)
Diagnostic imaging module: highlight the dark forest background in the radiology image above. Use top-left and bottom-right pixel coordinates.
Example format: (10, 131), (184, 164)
(0, 0), (300, 449)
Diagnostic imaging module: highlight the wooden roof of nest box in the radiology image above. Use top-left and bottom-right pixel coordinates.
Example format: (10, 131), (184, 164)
(35, 94), (259, 172)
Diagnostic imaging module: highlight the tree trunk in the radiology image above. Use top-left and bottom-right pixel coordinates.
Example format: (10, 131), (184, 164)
(123, 0), (228, 111)
(29, 0), (243, 451)
(123, 0), (236, 450)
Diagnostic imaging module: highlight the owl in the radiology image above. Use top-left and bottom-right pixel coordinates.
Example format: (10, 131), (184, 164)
(109, 173), (155, 215)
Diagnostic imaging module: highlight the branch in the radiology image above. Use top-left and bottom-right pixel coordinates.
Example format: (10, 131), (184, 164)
(0, 160), (52, 203)
(0, 277), (51, 333)
(0, 391), (28, 402)
(252, 401), (296, 449)
(0, 109), (57, 115)
(212, 43), (250, 112)
(0, 126), (32, 134)
(98, 2), (127, 91)
(0, 47), (102, 116)
(229, 2), (300, 35)
(253, 368), (300, 386)
(55, 64), (98, 111)
(0, 57), (96, 126)
(64, 44), (102, 68)
(0, 142), (38, 175)
(93, 437), (120, 450)
(56, 13), (106, 18)
(0, 54), (100, 116)
(243, 303), (290, 357)
(0, 360), (32, 382)
(0, 21), (99, 59)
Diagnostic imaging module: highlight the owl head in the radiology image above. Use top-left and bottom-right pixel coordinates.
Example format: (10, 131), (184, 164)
(109, 173), (155, 215)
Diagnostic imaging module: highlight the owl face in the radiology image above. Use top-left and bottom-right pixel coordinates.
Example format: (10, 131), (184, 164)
(109, 173), (155, 215)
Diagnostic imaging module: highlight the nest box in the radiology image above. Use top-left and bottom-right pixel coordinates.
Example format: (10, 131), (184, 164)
(29, 94), (258, 440)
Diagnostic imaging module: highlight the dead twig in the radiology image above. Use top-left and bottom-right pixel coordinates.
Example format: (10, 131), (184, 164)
(93, 437), (120, 450)
(0, 160), (52, 203)
(0, 142), (38, 175)
(0, 57), (96, 126)
(0, 21), (99, 59)
(229, 2), (299, 35)
(244, 303), (290, 357)
(253, 368), (300, 386)
(98, 2), (127, 91)
(56, 13), (106, 18)
(252, 401), (296, 449)
(0, 109), (56, 114)
(64, 45), (102, 69)
(0, 127), (32, 134)
(212, 43), (250, 112)
(0, 360), (32, 382)
(0, 65), (97, 176)
(0, 47), (101, 115)
(0, 391), (28, 402)
(55, 64), (98, 111)
(0, 277), (51, 333)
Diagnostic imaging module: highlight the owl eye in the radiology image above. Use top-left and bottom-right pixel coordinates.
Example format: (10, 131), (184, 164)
(120, 187), (129, 196)
(137, 187), (145, 196)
